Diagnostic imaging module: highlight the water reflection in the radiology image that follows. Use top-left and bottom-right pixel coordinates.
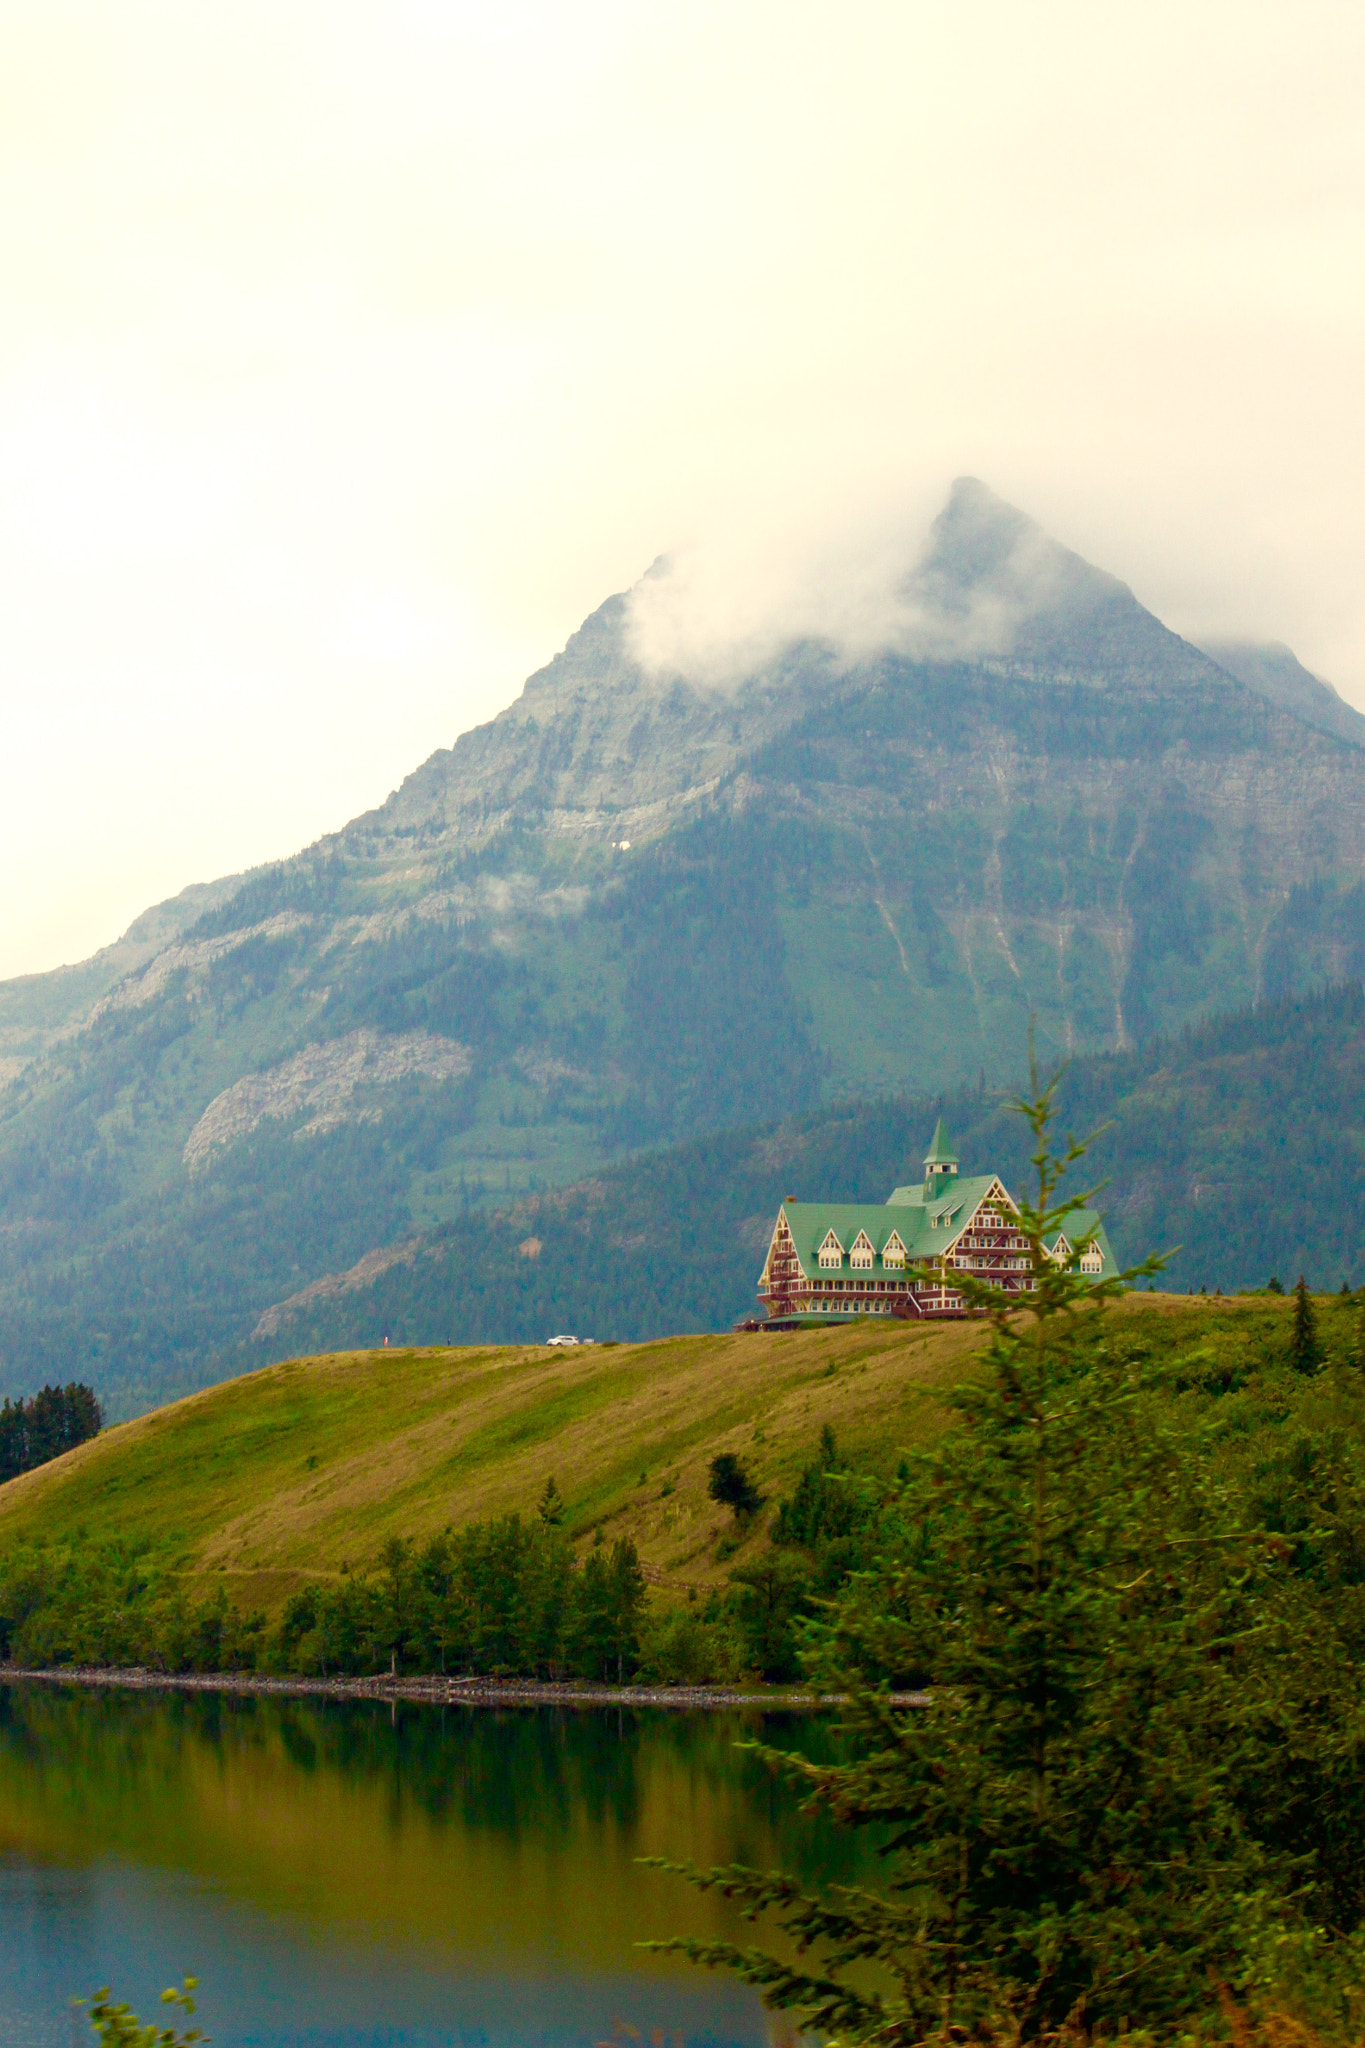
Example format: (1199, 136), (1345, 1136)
(0, 1684), (871, 2047)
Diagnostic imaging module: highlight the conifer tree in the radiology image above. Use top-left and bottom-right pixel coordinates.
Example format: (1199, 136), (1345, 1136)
(607, 1536), (646, 1683)
(649, 1070), (1280, 2040)
(707, 1452), (764, 1520)
(1289, 1273), (1321, 1375)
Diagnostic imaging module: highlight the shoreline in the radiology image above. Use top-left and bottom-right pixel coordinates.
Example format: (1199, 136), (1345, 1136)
(3, 1665), (928, 1712)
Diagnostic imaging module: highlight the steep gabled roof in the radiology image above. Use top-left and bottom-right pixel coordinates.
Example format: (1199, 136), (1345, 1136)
(778, 1177), (1006, 1272)
(779, 1201), (934, 1268)
(1044, 1206), (1118, 1277)
(887, 1173), (998, 1219)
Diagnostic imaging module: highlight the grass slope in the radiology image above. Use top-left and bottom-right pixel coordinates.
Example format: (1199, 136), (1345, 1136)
(0, 1317), (1000, 1617)
(0, 1297), (1237, 1625)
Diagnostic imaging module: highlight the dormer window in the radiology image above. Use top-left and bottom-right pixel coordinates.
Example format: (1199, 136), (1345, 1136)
(818, 1229), (844, 1270)
(883, 1231), (906, 1268)
(850, 1230), (875, 1271)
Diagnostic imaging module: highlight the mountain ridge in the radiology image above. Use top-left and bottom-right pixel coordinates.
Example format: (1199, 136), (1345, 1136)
(1197, 636), (1365, 749)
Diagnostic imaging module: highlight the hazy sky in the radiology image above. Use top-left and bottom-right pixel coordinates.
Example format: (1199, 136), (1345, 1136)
(3, 1), (1364, 980)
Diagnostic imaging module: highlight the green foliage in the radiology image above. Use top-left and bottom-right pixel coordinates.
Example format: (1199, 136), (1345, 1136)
(636, 1599), (749, 1686)
(79, 1979), (204, 2048)
(648, 1077), (1365, 2041)
(732, 1423), (888, 1681)
(0, 1514), (649, 1684)
(725, 1553), (813, 1682)
(770, 1425), (867, 1552)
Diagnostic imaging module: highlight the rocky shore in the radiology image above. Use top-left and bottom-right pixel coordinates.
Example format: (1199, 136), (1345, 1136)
(4, 1665), (927, 1711)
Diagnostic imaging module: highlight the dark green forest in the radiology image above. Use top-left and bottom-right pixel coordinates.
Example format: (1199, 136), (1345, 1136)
(0, 1511), (653, 1687)
(219, 978), (1365, 1368)
(0, 1382), (100, 1483)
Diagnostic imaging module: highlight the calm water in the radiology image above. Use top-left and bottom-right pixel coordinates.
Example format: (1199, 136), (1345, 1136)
(0, 1683), (875, 2048)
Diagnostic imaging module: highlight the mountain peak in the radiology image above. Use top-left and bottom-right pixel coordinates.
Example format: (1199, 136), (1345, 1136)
(913, 476), (1129, 626)
(905, 479), (1215, 688)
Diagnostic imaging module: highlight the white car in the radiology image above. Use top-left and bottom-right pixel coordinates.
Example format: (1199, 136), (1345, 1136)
(545, 1333), (593, 1346)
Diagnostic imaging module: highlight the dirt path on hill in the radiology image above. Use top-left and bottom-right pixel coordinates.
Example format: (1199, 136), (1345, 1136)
(4, 1665), (927, 1711)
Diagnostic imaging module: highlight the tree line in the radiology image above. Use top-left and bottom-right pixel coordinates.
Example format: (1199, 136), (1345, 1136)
(0, 1508), (649, 1685)
(274, 1516), (648, 1682)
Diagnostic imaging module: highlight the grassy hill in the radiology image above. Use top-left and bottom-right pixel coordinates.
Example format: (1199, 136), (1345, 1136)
(0, 1317), (994, 1618)
(0, 1295), (1267, 1625)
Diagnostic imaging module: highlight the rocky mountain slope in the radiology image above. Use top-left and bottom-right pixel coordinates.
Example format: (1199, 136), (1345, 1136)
(2, 479), (1364, 1413)
(1196, 638), (1365, 749)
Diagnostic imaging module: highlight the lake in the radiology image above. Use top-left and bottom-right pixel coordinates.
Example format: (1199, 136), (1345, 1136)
(0, 1682), (876, 2048)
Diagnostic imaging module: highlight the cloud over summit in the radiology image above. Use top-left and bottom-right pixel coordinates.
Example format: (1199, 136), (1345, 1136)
(624, 477), (1146, 686)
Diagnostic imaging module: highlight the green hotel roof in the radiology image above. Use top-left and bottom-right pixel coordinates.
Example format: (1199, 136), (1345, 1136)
(772, 1181), (1117, 1279)
(779, 1175), (1005, 1268)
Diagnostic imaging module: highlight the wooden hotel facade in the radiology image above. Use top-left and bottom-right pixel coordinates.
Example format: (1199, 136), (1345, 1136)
(756, 1120), (1115, 1324)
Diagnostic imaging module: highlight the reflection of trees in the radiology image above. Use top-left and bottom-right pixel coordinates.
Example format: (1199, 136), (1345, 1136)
(305, 1702), (644, 1841)
(0, 1685), (877, 1890)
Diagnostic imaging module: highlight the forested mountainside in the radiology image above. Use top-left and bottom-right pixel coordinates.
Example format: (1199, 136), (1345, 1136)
(205, 979), (1365, 1364)
(3, 480), (1365, 1415)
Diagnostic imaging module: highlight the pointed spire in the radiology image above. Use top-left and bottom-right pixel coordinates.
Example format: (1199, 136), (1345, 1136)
(923, 1117), (958, 1166)
(922, 1117), (959, 1193)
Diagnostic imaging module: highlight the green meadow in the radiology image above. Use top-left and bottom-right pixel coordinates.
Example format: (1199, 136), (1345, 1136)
(0, 1314), (988, 1614)
(3, 1289), (1343, 1622)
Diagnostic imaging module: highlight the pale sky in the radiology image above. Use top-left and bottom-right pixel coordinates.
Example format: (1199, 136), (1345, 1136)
(3, 1), (1364, 980)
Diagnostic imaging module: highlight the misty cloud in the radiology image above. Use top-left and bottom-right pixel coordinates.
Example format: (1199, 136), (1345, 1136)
(624, 478), (1136, 684)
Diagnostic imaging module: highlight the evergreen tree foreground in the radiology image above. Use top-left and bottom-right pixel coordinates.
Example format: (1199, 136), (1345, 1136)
(648, 1070), (1365, 2042)
(1289, 1274), (1322, 1375)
